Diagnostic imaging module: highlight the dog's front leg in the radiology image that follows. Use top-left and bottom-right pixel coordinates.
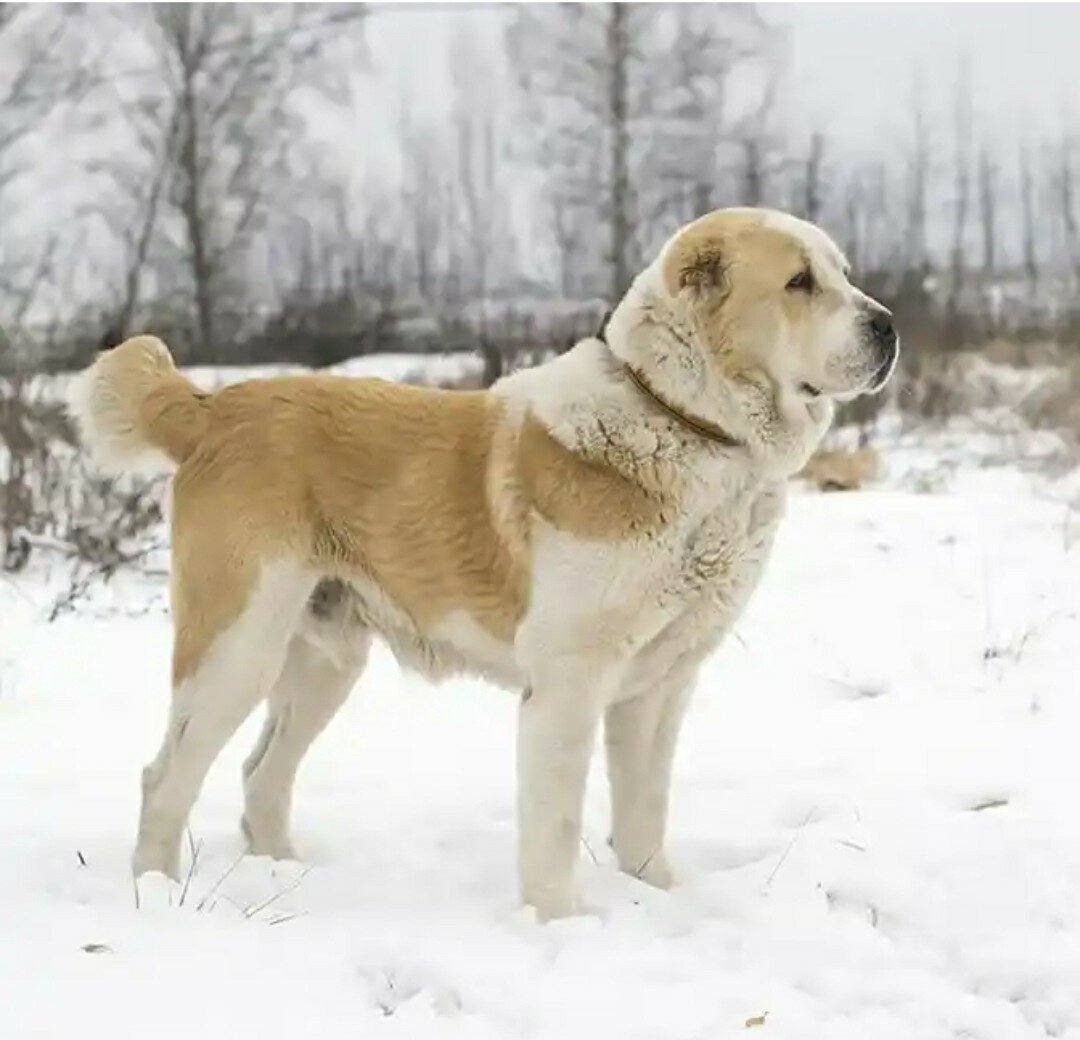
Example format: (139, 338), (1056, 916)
(605, 671), (693, 890)
(516, 660), (607, 921)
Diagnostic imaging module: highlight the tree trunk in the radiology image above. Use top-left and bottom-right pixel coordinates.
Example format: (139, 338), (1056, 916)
(742, 138), (763, 206)
(606, 2), (631, 303)
(1019, 144), (1038, 291)
(977, 148), (996, 278)
(178, 51), (214, 357)
(117, 106), (181, 340)
(803, 132), (824, 223)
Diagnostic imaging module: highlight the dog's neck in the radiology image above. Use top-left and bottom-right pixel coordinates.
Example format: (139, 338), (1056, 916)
(600, 279), (832, 479)
(596, 316), (742, 450)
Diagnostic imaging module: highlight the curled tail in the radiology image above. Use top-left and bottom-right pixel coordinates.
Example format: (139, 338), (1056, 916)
(69, 335), (210, 474)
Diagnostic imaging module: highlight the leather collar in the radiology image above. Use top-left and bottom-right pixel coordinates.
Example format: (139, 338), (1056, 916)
(596, 315), (742, 449)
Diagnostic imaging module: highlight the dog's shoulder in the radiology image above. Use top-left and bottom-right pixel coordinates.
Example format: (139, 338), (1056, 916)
(497, 342), (684, 543)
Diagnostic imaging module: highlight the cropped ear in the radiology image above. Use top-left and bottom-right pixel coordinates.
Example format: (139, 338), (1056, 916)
(662, 239), (728, 299)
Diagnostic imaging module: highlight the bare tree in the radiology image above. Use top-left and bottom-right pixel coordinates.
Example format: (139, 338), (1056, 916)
(448, 29), (516, 384)
(509, 4), (777, 303)
(0, 4), (94, 355)
(1055, 131), (1080, 285)
(645, 4), (774, 228)
(947, 58), (973, 317)
(108, 4), (364, 358)
(549, 193), (589, 300)
(1018, 141), (1039, 292)
(605, 3), (633, 300)
(732, 72), (783, 209)
(90, 88), (185, 345)
(0, 5), (97, 563)
(977, 143), (999, 279)
(397, 102), (451, 305)
(833, 160), (898, 279)
(902, 75), (932, 276)
(797, 130), (826, 223)
(0, 5), (89, 194)
(837, 168), (866, 274)
(507, 3), (646, 302)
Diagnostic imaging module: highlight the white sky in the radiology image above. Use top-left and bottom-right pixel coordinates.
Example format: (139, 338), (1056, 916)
(774, 2), (1080, 150)
(356, 2), (1080, 154)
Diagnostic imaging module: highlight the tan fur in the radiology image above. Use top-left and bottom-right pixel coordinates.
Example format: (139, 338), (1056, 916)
(163, 375), (532, 680)
(518, 410), (678, 540)
(79, 351), (684, 686)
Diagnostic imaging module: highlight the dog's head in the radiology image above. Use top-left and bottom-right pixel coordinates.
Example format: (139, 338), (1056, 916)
(656, 208), (898, 405)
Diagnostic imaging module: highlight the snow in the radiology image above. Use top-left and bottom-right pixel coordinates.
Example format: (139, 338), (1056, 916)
(4, 390), (1080, 1037)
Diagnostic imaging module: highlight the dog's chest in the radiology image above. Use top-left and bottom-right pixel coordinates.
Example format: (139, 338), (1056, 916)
(662, 480), (785, 610)
(604, 481), (785, 700)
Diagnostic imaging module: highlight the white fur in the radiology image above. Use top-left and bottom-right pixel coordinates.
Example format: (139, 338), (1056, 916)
(67, 339), (177, 477)
(242, 627), (371, 859)
(134, 561), (316, 878)
(504, 434), (785, 916)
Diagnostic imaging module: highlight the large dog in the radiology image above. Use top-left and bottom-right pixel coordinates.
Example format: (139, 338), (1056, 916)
(73, 208), (898, 920)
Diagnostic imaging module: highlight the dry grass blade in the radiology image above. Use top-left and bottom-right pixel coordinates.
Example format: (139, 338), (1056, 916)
(267, 911), (307, 927)
(764, 807), (815, 889)
(195, 850), (248, 913)
(836, 839), (866, 853)
(633, 847), (659, 879)
(242, 867), (311, 920)
(177, 829), (201, 907)
(580, 835), (599, 866)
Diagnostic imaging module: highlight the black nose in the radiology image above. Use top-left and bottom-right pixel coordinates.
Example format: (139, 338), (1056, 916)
(870, 308), (896, 347)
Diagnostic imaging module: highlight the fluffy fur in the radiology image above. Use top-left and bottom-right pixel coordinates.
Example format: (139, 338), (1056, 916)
(72, 207), (897, 920)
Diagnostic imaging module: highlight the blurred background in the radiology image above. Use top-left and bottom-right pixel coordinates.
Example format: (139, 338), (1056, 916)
(1, 2), (1078, 581)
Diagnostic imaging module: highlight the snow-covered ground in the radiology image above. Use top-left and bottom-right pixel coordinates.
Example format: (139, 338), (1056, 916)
(3, 370), (1080, 1038)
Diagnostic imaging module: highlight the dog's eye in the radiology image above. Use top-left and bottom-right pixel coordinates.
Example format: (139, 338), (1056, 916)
(786, 269), (815, 293)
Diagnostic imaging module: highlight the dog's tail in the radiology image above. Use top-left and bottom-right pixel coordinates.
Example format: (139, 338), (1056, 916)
(69, 335), (210, 475)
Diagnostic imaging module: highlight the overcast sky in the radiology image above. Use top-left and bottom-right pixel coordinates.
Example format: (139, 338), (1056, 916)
(775, 2), (1080, 150)
(356, 2), (1080, 154)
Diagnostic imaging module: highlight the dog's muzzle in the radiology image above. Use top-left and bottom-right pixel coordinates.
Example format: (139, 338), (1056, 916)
(865, 306), (899, 392)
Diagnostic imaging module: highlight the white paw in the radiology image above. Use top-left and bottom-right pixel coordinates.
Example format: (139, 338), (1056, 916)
(623, 850), (676, 891)
(241, 814), (298, 862)
(134, 870), (184, 910)
(524, 885), (584, 923)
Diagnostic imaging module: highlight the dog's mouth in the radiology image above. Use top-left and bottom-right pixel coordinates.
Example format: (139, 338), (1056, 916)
(804, 340), (899, 401)
(867, 341), (900, 393)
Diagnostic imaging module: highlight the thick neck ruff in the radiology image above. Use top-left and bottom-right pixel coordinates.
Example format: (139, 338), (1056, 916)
(596, 317), (743, 450)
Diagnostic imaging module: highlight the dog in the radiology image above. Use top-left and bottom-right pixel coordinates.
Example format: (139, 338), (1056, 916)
(72, 207), (898, 920)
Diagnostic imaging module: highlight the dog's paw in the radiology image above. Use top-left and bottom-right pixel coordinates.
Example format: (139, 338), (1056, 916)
(523, 886), (584, 923)
(622, 849), (676, 891)
(240, 814), (298, 862)
(133, 870), (184, 910)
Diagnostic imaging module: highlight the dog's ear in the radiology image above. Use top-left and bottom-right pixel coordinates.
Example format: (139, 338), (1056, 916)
(662, 238), (728, 300)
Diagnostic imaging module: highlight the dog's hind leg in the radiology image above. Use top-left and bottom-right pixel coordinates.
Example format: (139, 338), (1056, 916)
(241, 625), (370, 860)
(133, 560), (315, 880)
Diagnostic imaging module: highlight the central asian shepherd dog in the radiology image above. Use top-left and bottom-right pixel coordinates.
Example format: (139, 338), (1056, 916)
(72, 207), (899, 920)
